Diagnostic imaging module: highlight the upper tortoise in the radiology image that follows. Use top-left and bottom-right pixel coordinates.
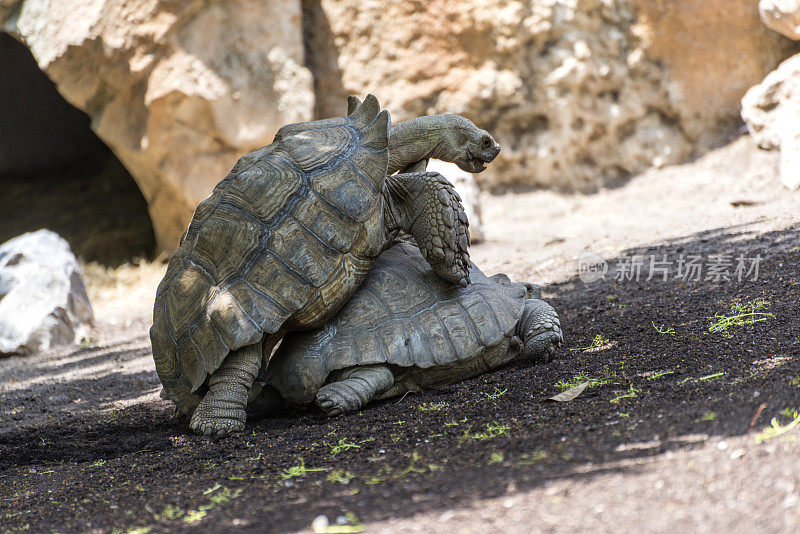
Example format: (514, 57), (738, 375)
(150, 95), (501, 435)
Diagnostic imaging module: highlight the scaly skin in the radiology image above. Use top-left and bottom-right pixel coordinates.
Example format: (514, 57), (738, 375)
(517, 299), (563, 363)
(189, 342), (262, 436)
(384, 171), (472, 286)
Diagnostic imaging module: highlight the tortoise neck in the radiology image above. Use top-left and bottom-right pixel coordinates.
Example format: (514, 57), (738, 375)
(387, 115), (456, 174)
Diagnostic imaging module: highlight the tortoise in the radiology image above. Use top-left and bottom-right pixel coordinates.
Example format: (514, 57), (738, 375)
(150, 95), (502, 435)
(253, 242), (563, 417)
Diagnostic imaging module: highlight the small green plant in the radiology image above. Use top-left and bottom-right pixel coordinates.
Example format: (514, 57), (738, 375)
(183, 510), (207, 524)
(555, 365), (624, 391)
(444, 417), (468, 427)
(647, 370), (675, 381)
(483, 387), (508, 400)
(517, 450), (547, 465)
(89, 459), (107, 468)
(418, 401), (449, 411)
(281, 459), (327, 480)
(392, 420), (405, 425)
(755, 409), (800, 444)
(488, 452), (505, 464)
(79, 337), (97, 348)
(327, 469), (355, 484)
(609, 385), (640, 404)
(707, 300), (774, 337)
(326, 438), (361, 456)
(569, 334), (610, 352)
(461, 421), (510, 441)
(393, 450), (427, 478)
(161, 504), (184, 520)
(698, 371), (725, 382)
(651, 322), (675, 335)
(696, 411), (717, 422)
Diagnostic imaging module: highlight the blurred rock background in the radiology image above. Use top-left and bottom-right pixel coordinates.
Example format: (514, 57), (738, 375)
(1, 0), (798, 258)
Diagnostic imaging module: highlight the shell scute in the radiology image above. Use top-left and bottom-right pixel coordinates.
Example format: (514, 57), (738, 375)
(227, 280), (291, 335)
(245, 252), (313, 314)
(192, 214), (261, 282)
(311, 163), (377, 222)
(291, 191), (358, 253)
(271, 218), (342, 287)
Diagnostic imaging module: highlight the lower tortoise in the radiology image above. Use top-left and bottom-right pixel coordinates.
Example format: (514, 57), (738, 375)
(150, 95), (501, 435)
(253, 243), (563, 417)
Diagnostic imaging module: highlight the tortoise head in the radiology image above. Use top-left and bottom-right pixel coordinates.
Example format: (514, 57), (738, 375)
(436, 115), (501, 173)
(516, 297), (563, 364)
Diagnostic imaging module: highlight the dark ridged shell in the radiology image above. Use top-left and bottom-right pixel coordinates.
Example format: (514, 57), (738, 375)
(150, 97), (390, 405)
(268, 243), (526, 393)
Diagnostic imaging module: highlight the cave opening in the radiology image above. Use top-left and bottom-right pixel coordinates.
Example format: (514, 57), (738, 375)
(0, 33), (155, 266)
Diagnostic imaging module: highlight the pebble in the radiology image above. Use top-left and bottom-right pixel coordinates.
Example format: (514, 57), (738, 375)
(716, 440), (729, 450)
(311, 514), (329, 532)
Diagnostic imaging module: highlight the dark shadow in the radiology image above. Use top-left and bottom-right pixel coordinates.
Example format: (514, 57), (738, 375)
(0, 223), (799, 532)
(0, 33), (155, 265)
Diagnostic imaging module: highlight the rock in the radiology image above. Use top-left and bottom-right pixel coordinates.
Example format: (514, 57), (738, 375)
(306, 0), (795, 192)
(760, 0), (800, 40)
(0, 230), (94, 355)
(2, 0), (314, 251)
(3, 0), (795, 250)
(426, 160), (485, 243)
(741, 53), (800, 189)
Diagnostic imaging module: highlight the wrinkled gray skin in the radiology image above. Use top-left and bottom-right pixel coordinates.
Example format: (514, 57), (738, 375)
(251, 243), (563, 418)
(152, 95), (502, 436)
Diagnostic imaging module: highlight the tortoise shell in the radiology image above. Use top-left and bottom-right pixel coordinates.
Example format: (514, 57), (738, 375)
(150, 96), (390, 408)
(264, 242), (527, 401)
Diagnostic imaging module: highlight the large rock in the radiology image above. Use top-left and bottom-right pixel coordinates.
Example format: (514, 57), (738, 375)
(0, 230), (94, 355)
(742, 53), (800, 189)
(2, 0), (314, 251)
(760, 0), (800, 40)
(306, 0), (796, 192)
(2, 0), (796, 249)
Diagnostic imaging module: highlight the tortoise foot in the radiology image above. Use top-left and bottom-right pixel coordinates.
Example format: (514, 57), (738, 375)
(315, 384), (354, 417)
(189, 397), (246, 436)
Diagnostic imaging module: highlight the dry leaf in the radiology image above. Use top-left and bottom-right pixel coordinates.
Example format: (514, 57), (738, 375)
(545, 381), (589, 402)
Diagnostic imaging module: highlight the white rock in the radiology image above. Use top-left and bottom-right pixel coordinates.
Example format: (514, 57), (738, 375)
(760, 0), (800, 40)
(426, 160), (485, 243)
(0, 230), (93, 355)
(742, 53), (800, 189)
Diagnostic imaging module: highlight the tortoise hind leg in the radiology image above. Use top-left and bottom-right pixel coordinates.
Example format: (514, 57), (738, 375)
(385, 171), (471, 286)
(316, 364), (394, 417)
(189, 342), (262, 436)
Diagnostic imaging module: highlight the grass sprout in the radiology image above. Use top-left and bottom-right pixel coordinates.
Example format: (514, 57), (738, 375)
(569, 334), (610, 352)
(756, 409), (800, 444)
(651, 322), (675, 335)
(708, 300), (774, 337)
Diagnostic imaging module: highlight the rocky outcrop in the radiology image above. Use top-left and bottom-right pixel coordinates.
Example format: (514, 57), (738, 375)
(742, 54), (800, 189)
(306, 0), (796, 192)
(760, 0), (800, 40)
(0, 230), (93, 355)
(2, 0), (314, 251)
(2, 0), (796, 250)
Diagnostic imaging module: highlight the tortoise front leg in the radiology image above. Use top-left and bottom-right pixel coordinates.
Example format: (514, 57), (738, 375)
(385, 171), (471, 286)
(189, 342), (262, 436)
(316, 364), (394, 417)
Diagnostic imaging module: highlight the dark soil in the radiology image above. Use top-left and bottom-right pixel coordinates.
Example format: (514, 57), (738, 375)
(1, 223), (798, 533)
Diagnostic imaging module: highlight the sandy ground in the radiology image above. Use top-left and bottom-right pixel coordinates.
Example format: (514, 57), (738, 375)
(1, 134), (799, 533)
